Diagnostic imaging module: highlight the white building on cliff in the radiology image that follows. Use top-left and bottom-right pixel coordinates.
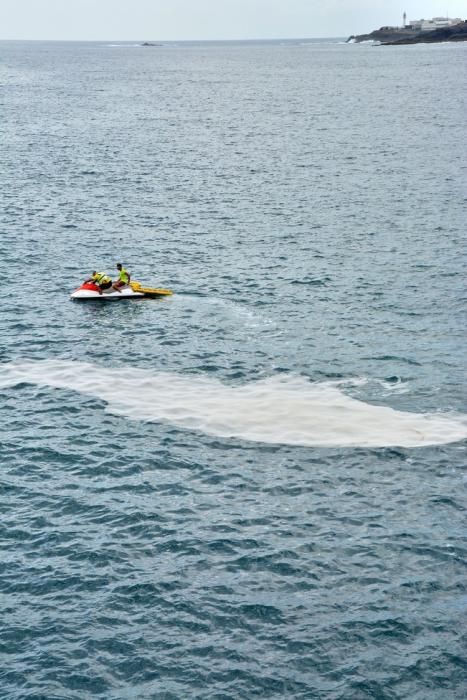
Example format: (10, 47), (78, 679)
(408, 16), (462, 31)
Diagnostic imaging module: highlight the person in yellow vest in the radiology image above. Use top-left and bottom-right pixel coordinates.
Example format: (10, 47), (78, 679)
(85, 271), (112, 294)
(112, 263), (131, 292)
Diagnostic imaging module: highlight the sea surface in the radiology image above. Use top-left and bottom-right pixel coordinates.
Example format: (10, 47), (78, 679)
(1, 39), (466, 699)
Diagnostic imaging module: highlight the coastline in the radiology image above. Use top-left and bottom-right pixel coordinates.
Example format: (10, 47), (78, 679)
(348, 19), (467, 45)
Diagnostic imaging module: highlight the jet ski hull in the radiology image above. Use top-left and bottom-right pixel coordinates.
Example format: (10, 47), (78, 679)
(70, 283), (144, 301)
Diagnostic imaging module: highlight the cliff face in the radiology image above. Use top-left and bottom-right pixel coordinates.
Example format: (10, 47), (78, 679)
(383, 20), (467, 44)
(348, 20), (467, 45)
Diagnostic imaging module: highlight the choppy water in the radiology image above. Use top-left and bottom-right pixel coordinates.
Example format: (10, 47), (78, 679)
(1, 39), (466, 699)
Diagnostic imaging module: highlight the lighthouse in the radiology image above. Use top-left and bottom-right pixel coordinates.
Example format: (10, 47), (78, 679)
(403, 11), (406, 27)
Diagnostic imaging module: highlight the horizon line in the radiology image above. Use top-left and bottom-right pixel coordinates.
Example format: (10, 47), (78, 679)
(0, 35), (348, 43)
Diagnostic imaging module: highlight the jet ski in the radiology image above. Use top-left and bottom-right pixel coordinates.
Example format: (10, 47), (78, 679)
(70, 281), (173, 301)
(70, 282), (144, 300)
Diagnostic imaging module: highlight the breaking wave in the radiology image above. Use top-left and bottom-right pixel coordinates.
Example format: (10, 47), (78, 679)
(1, 360), (466, 448)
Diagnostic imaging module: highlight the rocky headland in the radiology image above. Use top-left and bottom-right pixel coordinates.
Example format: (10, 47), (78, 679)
(384, 20), (467, 44)
(347, 20), (467, 45)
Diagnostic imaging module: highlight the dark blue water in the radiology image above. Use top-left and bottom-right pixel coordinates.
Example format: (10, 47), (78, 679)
(1, 39), (466, 698)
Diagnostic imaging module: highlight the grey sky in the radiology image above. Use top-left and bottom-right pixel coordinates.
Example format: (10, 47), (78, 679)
(1, 0), (466, 41)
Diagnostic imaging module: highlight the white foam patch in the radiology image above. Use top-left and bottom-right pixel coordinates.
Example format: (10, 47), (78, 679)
(1, 360), (466, 448)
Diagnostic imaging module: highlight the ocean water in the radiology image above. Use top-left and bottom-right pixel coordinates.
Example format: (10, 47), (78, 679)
(1, 39), (466, 699)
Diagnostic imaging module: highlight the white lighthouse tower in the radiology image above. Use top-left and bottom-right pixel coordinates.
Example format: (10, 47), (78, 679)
(403, 11), (407, 27)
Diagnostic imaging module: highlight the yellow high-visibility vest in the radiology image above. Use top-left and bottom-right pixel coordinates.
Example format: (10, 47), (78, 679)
(92, 272), (111, 284)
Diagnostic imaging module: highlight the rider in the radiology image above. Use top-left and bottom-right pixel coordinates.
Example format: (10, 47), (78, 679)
(85, 271), (112, 294)
(112, 263), (131, 293)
